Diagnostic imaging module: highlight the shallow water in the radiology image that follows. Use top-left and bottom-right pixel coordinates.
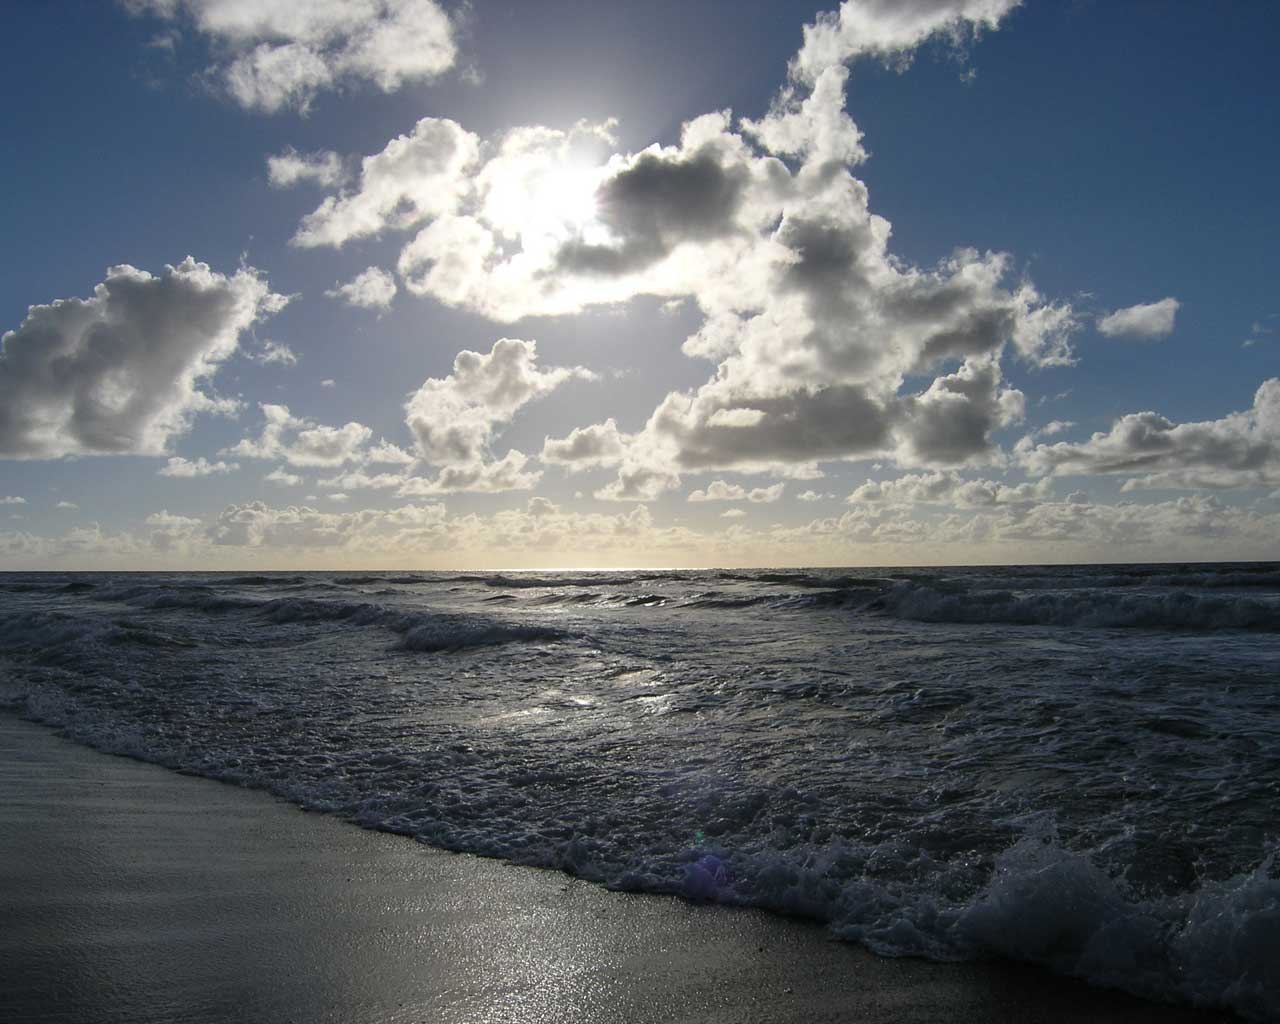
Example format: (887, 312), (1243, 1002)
(2, 563), (1278, 1019)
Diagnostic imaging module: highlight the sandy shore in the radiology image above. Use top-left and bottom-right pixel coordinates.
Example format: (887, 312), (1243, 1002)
(0, 714), (1237, 1024)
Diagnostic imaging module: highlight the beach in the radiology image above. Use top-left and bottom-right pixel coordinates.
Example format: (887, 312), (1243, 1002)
(0, 714), (1238, 1024)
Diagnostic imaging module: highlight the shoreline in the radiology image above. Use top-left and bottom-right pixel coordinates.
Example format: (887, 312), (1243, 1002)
(0, 713), (1239, 1024)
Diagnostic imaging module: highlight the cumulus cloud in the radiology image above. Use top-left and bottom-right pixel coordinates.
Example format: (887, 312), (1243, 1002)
(773, 491), (1280, 556)
(203, 497), (670, 558)
(688, 480), (785, 503)
(847, 470), (1051, 506)
(397, 450), (542, 495)
(0, 496), (26, 505)
(0, 258), (284, 460)
(283, 0), (1069, 500)
(264, 467), (303, 486)
(325, 266), (397, 310)
(267, 148), (346, 188)
(158, 456), (238, 477)
(540, 418), (627, 471)
(125, 0), (458, 113)
(366, 440), (416, 465)
(1097, 297), (1180, 339)
(400, 338), (593, 494)
(292, 118), (479, 248)
(56, 501), (79, 510)
(790, 0), (1022, 82)
(250, 339), (299, 365)
(225, 403), (373, 467)
(1018, 378), (1280, 490)
(318, 470), (405, 491)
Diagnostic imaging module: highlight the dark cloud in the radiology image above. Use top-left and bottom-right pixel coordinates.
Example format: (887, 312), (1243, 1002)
(0, 259), (282, 459)
(557, 148), (749, 276)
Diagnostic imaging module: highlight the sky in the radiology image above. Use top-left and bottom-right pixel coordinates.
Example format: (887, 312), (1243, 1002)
(1, 0), (1278, 570)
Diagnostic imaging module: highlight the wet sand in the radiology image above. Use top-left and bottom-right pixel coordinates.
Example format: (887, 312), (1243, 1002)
(0, 715), (1238, 1023)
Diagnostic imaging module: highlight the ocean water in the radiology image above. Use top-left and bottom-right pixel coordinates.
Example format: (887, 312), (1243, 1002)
(2, 563), (1278, 1019)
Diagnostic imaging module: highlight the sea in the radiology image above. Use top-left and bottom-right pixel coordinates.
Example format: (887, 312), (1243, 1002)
(2, 563), (1278, 1020)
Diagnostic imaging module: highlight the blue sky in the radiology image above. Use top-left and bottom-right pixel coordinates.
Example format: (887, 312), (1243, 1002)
(1, 0), (1277, 569)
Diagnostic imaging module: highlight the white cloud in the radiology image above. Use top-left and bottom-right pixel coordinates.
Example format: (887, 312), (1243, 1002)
(366, 440), (416, 465)
(158, 456), (239, 477)
(396, 450), (542, 495)
(1019, 378), (1280, 490)
(250, 339), (299, 365)
(125, 0), (458, 113)
(1097, 297), (1180, 339)
(1034, 419), (1074, 438)
(325, 266), (397, 310)
(688, 480), (749, 502)
(721, 508), (747, 518)
(225, 403), (373, 467)
(848, 470), (1051, 507)
(790, 0), (1022, 82)
(249, 0), (1065, 505)
(56, 501), (79, 510)
(264, 467), (303, 486)
(540, 418), (628, 471)
(401, 338), (593, 494)
(267, 148), (346, 188)
(292, 118), (479, 248)
(798, 490), (824, 501)
(687, 480), (785, 503)
(0, 496), (26, 505)
(317, 469), (405, 490)
(0, 258), (283, 460)
(320, 378), (336, 388)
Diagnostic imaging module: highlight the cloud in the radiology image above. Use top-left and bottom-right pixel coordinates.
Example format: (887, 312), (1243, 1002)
(125, 0), (458, 113)
(396, 450), (542, 495)
(0, 258), (283, 460)
(264, 467), (303, 486)
(292, 118), (479, 248)
(847, 470), (1051, 506)
(317, 469), (404, 491)
(1097, 297), (1180, 339)
(325, 267), (397, 310)
(556, 147), (752, 276)
(280, 0), (1067, 498)
(1018, 378), (1280, 489)
(540, 418), (627, 471)
(366, 440), (415, 464)
(250, 339), (299, 365)
(1033, 419), (1074, 438)
(406, 338), (589, 464)
(0, 496), (26, 505)
(790, 0), (1022, 82)
(225, 403), (373, 467)
(56, 501), (79, 510)
(688, 480), (785, 503)
(158, 456), (238, 477)
(267, 148), (345, 188)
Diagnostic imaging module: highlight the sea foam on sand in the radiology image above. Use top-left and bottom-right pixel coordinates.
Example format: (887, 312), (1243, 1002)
(0, 715), (1236, 1024)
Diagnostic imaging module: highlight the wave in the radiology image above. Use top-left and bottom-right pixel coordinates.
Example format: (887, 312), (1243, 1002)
(868, 581), (1280, 631)
(86, 587), (570, 654)
(397, 621), (565, 652)
(946, 835), (1279, 1020)
(5, 674), (1274, 1021)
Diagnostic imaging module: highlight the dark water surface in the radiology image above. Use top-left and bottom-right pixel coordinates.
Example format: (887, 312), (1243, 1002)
(2, 563), (1277, 1018)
